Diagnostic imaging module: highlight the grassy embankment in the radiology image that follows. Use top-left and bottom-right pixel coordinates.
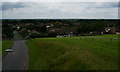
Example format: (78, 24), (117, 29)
(2, 40), (13, 55)
(27, 34), (119, 70)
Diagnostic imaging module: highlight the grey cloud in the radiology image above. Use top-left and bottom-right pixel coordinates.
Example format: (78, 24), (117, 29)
(2, 2), (26, 11)
(96, 2), (118, 8)
(109, 2), (118, 7)
(2, 2), (118, 19)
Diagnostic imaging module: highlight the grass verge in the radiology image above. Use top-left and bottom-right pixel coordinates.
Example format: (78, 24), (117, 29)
(2, 40), (13, 55)
(27, 35), (119, 70)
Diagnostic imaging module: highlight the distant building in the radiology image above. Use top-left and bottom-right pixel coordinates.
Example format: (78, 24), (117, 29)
(105, 27), (116, 34)
(28, 30), (39, 35)
(116, 32), (120, 34)
(49, 28), (77, 37)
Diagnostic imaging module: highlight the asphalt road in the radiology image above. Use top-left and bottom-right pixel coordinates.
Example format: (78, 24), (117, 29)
(2, 33), (28, 70)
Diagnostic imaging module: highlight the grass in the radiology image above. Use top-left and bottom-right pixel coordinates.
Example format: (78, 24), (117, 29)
(0, 41), (2, 55)
(2, 40), (13, 55)
(27, 34), (119, 70)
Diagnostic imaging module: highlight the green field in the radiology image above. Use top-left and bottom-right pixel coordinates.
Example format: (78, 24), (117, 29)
(2, 40), (13, 55)
(27, 34), (119, 70)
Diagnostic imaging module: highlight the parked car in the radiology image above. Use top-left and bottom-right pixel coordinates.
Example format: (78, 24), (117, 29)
(5, 48), (13, 52)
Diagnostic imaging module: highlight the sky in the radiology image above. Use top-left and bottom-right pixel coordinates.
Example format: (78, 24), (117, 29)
(0, 0), (120, 19)
(1, 0), (120, 2)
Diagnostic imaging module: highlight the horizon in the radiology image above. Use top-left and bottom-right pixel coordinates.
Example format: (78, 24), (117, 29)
(1, 18), (119, 20)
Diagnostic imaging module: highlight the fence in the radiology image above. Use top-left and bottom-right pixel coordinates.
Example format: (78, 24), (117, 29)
(80, 37), (120, 41)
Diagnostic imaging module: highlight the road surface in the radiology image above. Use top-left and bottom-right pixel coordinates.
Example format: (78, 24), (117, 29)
(2, 33), (28, 70)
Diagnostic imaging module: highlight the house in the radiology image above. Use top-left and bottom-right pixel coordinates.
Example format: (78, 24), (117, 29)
(28, 30), (39, 35)
(49, 28), (77, 37)
(116, 32), (120, 34)
(105, 27), (116, 34)
(74, 22), (80, 26)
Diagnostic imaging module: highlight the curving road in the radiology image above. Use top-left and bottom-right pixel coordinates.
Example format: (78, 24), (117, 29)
(2, 32), (28, 70)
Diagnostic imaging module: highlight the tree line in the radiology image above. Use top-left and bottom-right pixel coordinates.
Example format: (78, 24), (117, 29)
(2, 19), (119, 39)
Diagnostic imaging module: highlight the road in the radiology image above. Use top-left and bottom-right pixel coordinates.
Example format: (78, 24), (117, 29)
(2, 33), (28, 70)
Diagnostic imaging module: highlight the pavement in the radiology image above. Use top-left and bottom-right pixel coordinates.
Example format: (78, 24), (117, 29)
(2, 33), (28, 70)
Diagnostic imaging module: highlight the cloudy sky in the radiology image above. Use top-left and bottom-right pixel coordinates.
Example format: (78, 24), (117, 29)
(1, 0), (119, 19)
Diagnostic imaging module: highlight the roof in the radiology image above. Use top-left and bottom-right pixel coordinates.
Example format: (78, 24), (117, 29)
(49, 28), (76, 33)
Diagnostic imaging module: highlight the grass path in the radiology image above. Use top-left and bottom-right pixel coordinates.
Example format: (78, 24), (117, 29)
(27, 35), (119, 70)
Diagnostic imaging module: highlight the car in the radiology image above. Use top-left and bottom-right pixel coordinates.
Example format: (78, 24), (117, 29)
(5, 48), (13, 52)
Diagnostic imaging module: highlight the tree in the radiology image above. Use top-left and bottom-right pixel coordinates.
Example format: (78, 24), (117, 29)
(2, 25), (14, 39)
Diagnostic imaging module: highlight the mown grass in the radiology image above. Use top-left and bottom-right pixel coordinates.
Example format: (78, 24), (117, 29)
(2, 40), (12, 55)
(27, 35), (119, 70)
